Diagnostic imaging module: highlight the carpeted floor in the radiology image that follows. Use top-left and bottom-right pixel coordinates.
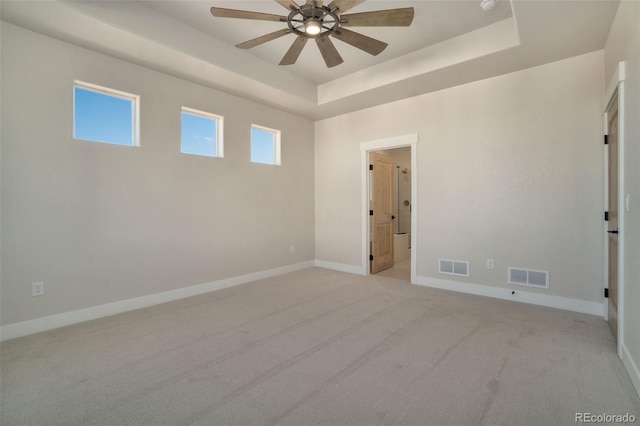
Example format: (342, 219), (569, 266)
(375, 258), (411, 281)
(1, 267), (639, 425)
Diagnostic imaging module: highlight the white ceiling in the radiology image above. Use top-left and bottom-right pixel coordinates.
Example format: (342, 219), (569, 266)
(1, 0), (621, 120)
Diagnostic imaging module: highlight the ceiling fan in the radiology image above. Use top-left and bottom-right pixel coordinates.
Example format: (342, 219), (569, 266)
(210, 0), (414, 68)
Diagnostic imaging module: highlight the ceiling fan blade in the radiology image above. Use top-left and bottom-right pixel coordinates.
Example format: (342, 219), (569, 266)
(274, 0), (300, 11)
(280, 36), (308, 65)
(315, 36), (344, 68)
(326, 0), (364, 14)
(237, 29), (291, 49)
(341, 8), (414, 27)
(210, 7), (285, 22)
(332, 28), (387, 56)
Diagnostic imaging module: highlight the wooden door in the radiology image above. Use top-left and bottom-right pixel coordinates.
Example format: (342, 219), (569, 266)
(370, 151), (394, 273)
(607, 94), (619, 342)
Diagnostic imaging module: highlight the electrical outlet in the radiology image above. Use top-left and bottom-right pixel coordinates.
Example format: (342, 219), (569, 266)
(289, 244), (295, 254)
(32, 281), (45, 297)
(486, 259), (494, 270)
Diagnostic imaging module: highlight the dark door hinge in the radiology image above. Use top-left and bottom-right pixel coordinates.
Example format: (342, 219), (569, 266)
(604, 288), (609, 298)
(605, 211), (609, 221)
(369, 164), (373, 170)
(369, 210), (373, 216)
(369, 255), (374, 261)
(604, 135), (609, 145)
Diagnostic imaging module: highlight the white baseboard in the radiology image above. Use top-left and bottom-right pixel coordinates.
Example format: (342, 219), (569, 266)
(622, 343), (640, 399)
(314, 260), (364, 275)
(0, 261), (315, 342)
(415, 276), (603, 316)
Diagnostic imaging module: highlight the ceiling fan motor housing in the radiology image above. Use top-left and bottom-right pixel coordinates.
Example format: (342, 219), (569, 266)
(286, 3), (341, 37)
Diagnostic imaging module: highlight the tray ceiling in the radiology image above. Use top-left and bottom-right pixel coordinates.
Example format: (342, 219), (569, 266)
(0, 0), (621, 119)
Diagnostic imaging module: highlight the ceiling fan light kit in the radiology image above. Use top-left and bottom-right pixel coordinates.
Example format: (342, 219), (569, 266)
(303, 18), (323, 35)
(210, 0), (414, 68)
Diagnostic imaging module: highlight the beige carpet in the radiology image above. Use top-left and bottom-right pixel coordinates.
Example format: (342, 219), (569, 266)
(2, 267), (639, 425)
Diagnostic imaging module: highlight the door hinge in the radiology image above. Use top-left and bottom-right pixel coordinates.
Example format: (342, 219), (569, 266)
(605, 211), (609, 221)
(369, 255), (374, 261)
(369, 210), (373, 216)
(604, 135), (609, 145)
(604, 288), (609, 298)
(369, 164), (373, 171)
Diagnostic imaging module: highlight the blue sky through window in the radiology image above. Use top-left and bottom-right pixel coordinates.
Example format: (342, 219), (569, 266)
(251, 127), (277, 165)
(181, 111), (218, 157)
(74, 86), (134, 146)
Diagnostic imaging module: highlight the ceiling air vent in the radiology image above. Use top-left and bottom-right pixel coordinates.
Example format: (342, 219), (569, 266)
(508, 267), (549, 289)
(439, 259), (469, 277)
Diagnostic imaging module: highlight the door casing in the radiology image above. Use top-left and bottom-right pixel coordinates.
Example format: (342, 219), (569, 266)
(360, 134), (418, 283)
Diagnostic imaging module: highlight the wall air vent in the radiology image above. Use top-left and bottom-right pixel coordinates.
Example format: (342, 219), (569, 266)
(439, 259), (469, 277)
(508, 267), (549, 289)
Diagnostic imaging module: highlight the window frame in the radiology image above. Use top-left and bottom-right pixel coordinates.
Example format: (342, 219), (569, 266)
(73, 80), (140, 147)
(180, 106), (224, 158)
(250, 124), (281, 166)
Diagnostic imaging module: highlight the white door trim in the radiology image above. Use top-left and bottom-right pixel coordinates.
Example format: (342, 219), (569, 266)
(360, 134), (418, 283)
(604, 61), (626, 357)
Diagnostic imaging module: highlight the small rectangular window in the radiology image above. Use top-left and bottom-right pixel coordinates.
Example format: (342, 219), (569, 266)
(181, 107), (224, 158)
(73, 80), (139, 146)
(251, 124), (281, 165)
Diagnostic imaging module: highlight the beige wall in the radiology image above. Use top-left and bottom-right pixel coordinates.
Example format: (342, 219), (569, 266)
(0, 24), (315, 326)
(316, 51), (604, 303)
(604, 0), (640, 395)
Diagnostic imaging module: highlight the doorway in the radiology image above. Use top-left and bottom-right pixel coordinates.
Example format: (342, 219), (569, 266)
(606, 92), (619, 343)
(369, 147), (412, 280)
(603, 61), (626, 357)
(360, 134), (418, 283)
